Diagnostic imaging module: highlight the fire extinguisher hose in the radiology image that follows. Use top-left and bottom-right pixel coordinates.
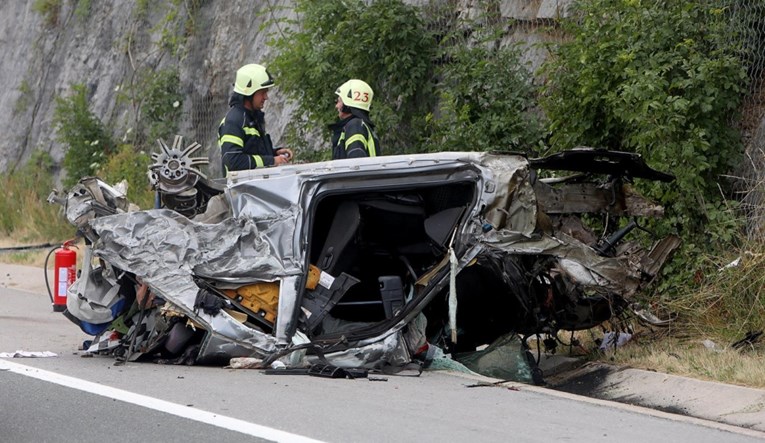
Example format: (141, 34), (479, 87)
(43, 245), (59, 304)
(0, 242), (59, 252)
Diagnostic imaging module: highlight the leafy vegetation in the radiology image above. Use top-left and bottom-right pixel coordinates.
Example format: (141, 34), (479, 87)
(150, 0), (208, 56)
(13, 80), (32, 115)
(269, 0), (436, 156)
(0, 151), (76, 242)
(424, 21), (545, 153)
(53, 84), (115, 188)
(32, 0), (61, 28)
(135, 0), (150, 19)
(540, 0), (749, 296)
(51, 77), (170, 209)
(98, 144), (155, 209)
(268, 0), (544, 157)
(74, 0), (92, 22)
(130, 68), (184, 143)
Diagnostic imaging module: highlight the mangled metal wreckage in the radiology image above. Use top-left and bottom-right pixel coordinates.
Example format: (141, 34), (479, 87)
(55, 142), (679, 378)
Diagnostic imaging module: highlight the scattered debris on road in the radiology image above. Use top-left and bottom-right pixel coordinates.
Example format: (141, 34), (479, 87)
(0, 350), (57, 358)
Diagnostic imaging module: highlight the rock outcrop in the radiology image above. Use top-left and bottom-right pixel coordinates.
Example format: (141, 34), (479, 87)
(0, 0), (576, 179)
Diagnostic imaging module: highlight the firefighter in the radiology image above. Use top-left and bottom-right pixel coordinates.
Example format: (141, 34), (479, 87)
(329, 79), (381, 159)
(218, 63), (293, 174)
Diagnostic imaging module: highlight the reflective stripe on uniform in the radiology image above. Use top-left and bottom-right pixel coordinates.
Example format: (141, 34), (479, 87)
(364, 122), (377, 157)
(220, 134), (243, 147)
(244, 127), (260, 136)
(252, 155), (264, 168)
(343, 122), (377, 157)
(345, 134), (368, 149)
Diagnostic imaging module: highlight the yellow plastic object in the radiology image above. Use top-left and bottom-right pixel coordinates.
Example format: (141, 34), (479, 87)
(306, 264), (321, 290)
(223, 282), (279, 324)
(224, 309), (248, 323)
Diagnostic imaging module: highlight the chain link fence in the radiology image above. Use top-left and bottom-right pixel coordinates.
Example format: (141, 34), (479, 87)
(730, 1), (765, 238)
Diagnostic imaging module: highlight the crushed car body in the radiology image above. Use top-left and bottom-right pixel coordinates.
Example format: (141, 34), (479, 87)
(52, 137), (680, 378)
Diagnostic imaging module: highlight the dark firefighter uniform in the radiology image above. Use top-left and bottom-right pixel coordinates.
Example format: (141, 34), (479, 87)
(218, 94), (279, 173)
(329, 112), (380, 159)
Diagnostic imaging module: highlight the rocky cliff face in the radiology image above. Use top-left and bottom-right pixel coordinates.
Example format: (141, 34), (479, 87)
(0, 0), (300, 178)
(0, 0), (574, 179)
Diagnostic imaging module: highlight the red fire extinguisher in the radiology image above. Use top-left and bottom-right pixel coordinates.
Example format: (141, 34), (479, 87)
(52, 240), (77, 312)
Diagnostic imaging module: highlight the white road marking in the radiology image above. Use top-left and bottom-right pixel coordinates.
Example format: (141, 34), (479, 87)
(0, 359), (325, 443)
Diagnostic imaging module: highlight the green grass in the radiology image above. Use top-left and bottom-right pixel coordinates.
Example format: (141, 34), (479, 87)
(0, 152), (77, 243)
(664, 243), (765, 343)
(602, 333), (765, 389)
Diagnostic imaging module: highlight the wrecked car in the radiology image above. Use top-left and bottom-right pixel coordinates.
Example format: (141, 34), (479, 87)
(51, 136), (679, 380)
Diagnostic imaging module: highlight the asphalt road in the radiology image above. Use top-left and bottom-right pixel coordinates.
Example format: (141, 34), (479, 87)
(0, 370), (273, 443)
(1, 282), (764, 442)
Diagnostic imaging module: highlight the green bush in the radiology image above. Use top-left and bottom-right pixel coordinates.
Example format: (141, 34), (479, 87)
(138, 68), (183, 143)
(75, 0), (92, 22)
(53, 84), (115, 187)
(98, 144), (155, 209)
(420, 0), (546, 153)
(425, 31), (545, 153)
(14, 80), (32, 115)
(268, 0), (436, 155)
(269, 0), (544, 157)
(118, 68), (183, 146)
(540, 0), (749, 292)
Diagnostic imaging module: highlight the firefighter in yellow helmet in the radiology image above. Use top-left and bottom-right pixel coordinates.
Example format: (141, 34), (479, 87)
(330, 79), (380, 159)
(218, 63), (293, 174)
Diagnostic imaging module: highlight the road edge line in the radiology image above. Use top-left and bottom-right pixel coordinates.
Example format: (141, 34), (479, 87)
(0, 359), (325, 443)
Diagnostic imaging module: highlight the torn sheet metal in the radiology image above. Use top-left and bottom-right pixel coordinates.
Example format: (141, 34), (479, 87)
(52, 146), (679, 380)
(483, 229), (644, 296)
(89, 210), (286, 357)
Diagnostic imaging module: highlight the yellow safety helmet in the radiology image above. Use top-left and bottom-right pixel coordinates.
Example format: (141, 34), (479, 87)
(335, 79), (374, 112)
(234, 64), (274, 96)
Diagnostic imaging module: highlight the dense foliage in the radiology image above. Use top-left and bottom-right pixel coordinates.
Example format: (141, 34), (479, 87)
(52, 83), (156, 206)
(268, 0), (543, 157)
(98, 144), (155, 209)
(269, 0), (436, 158)
(53, 84), (115, 188)
(131, 68), (184, 143)
(425, 25), (545, 153)
(540, 0), (749, 293)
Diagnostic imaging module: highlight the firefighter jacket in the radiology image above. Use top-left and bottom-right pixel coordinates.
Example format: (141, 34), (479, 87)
(329, 110), (380, 160)
(218, 94), (278, 173)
